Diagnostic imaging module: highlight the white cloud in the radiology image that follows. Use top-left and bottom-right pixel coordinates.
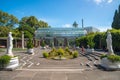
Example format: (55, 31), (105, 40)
(62, 24), (72, 28)
(93, 0), (113, 5)
(107, 0), (113, 3)
(94, 0), (102, 5)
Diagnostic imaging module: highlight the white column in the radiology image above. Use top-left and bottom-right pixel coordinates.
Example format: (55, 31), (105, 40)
(22, 31), (24, 49)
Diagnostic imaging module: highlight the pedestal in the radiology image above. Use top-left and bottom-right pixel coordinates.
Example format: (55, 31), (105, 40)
(101, 58), (120, 70)
(27, 48), (34, 55)
(6, 57), (19, 70)
(86, 48), (94, 53)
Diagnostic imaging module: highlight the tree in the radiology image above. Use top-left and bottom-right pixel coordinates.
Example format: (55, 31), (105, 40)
(18, 16), (38, 38)
(112, 5), (120, 29)
(0, 26), (10, 37)
(26, 16), (38, 28)
(0, 10), (18, 29)
(73, 21), (78, 28)
(18, 23), (35, 38)
(38, 20), (48, 28)
(18, 16), (49, 38)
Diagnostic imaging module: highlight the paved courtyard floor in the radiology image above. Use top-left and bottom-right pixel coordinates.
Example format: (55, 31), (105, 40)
(0, 47), (120, 80)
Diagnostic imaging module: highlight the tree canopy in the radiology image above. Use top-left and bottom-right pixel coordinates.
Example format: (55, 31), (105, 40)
(0, 10), (49, 38)
(112, 5), (120, 29)
(18, 16), (49, 38)
(0, 10), (18, 29)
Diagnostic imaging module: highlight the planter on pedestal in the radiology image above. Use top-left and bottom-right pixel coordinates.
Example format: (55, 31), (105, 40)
(87, 48), (94, 53)
(27, 39), (34, 55)
(6, 56), (19, 70)
(101, 57), (120, 70)
(27, 48), (34, 55)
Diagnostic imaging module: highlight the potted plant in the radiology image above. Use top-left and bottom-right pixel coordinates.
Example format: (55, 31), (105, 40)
(87, 38), (95, 53)
(0, 55), (19, 70)
(0, 55), (11, 69)
(41, 40), (46, 49)
(100, 54), (120, 70)
(27, 39), (34, 55)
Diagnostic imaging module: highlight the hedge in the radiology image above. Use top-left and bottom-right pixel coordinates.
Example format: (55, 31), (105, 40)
(76, 29), (120, 52)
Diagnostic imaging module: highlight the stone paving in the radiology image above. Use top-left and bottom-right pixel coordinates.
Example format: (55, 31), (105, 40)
(16, 47), (101, 70)
(0, 47), (120, 80)
(0, 69), (120, 80)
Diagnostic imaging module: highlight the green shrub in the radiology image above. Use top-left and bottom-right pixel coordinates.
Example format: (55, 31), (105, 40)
(65, 47), (69, 52)
(27, 39), (34, 49)
(107, 55), (120, 62)
(73, 51), (79, 58)
(101, 54), (120, 62)
(41, 40), (45, 47)
(57, 48), (64, 56)
(100, 54), (107, 59)
(43, 52), (49, 58)
(76, 29), (120, 52)
(43, 47), (78, 59)
(87, 35), (95, 48)
(0, 55), (11, 68)
(51, 47), (56, 52)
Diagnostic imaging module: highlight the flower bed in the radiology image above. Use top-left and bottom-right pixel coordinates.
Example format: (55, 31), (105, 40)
(42, 47), (79, 60)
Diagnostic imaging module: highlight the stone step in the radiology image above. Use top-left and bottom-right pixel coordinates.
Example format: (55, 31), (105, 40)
(17, 68), (85, 72)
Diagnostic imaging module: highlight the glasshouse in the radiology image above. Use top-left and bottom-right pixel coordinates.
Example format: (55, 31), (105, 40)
(35, 28), (87, 46)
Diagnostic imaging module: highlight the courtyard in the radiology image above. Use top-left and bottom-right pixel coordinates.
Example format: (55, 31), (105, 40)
(0, 47), (120, 80)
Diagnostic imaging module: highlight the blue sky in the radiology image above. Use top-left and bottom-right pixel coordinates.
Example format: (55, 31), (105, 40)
(0, 0), (120, 31)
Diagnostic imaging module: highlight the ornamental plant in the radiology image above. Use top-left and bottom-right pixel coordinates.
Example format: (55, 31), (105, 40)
(42, 47), (79, 59)
(43, 52), (49, 58)
(101, 54), (120, 62)
(41, 40), (45, 47)
(57, 48), (64, 56)
(73, 51), (79, 58)
(0, 55), (11, 68)
(27, 39), (34, 49)
(87, 35), (95, 48)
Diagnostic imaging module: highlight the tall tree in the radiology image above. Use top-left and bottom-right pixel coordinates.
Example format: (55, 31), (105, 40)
(0, 26), (10, 37)
(112, 5), (120, 29)
(26, 16), (38, 28)
(0, 10), (18, 29)
(38, 20), (48, 28)
(18, 16), (49, 38)
(73, 21), (78, 28)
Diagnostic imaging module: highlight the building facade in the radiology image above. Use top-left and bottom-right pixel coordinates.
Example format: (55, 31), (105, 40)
(84, 26), (100, 33)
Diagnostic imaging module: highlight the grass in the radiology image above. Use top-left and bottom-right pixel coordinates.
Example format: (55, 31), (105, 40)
(0, 48), (27, 52)
(13, 48), (27, 51)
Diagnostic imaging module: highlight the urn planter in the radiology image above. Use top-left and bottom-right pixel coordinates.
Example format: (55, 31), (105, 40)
(101, 57), (120, 70)
(6, 56), (19, 70)
(86, 48), (94, 53)
(27, 48), (34, 55)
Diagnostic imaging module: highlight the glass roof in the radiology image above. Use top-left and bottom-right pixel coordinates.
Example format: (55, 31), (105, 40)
(35, 28), (87, 39)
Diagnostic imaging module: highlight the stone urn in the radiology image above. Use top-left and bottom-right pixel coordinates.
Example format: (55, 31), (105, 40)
(101, 57), (120, 70)
(27, 48), (34, 55)
(6, 56), (19, 70)
(86, 48), (94, 53)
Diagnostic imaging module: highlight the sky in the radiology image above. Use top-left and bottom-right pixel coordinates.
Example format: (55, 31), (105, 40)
(0, 0), (120, 31)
